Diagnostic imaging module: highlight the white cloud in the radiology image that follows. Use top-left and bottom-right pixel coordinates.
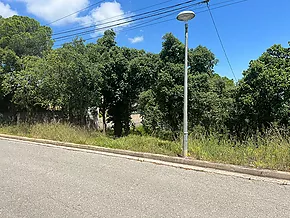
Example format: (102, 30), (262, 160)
(81, 1), (131, 35)
(16, 0), (89, 25)
(0, 2), (18, 18)
(16, 0), (131, 36)
(129, 36), (144, 44)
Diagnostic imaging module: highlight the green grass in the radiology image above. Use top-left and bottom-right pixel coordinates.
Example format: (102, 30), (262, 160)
(188, 134), (290, 171)
(0, 123), (180, 156)
(0, 123), (289, 172)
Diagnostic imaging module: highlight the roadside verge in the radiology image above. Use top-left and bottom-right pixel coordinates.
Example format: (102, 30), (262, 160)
(1, 133), (290, 181)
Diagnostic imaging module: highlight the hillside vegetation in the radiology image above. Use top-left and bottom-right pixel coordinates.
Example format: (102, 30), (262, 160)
(0, 16), (290, 170)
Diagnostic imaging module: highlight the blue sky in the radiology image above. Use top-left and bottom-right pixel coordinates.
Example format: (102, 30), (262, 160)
(1, 0), (289, 80)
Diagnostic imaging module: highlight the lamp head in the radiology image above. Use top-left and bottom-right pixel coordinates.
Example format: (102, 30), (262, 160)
(177, 11), (195, 22)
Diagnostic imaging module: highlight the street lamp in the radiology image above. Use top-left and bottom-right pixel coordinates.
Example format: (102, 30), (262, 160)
(177, 11), (195, 158)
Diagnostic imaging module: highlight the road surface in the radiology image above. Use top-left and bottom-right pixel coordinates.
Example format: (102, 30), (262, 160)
(1, 138), (290, 218)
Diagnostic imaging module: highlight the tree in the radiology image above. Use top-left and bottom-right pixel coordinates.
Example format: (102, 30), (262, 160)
(103, 46), (151, 137)
(160, 33), (184, 64)
(2, 56), (45, 112)
(46, 40), (102, 124)
(189, 45), (218, 75)
(88, 30), (158, 137)
(3, 39), (102, 124)
(160, 33), (218, 74)
(139, 32), (233, 136)
(189, 74), (235, 133)
(231, 43), (290, 137)
(0, 16), (53, 114)
(0, 48), (21, 112)
(87, 30), (117, 133)
(0, 16), (53, 57)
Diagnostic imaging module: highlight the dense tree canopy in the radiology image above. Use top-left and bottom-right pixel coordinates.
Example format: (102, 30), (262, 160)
(0, 16), (53, 57)
(230, 43), (290, 137)
(1, 15), (289, 138)
(0, 16), (53, 113)
(139, 33), (234, 136)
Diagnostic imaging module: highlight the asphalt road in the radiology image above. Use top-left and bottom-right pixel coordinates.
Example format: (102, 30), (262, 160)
(1, 138), (290, 218)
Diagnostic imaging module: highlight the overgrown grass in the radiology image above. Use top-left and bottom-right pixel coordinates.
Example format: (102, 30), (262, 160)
(0, 123), (289, 171)
(189, 134), (290, 171)
(0, 123), (180, 156)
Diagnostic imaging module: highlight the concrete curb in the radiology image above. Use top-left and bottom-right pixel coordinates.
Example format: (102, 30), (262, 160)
(1, 133), (290, 181)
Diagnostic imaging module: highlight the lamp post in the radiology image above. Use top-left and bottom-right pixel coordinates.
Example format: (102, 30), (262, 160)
(177, 11), (195, 158)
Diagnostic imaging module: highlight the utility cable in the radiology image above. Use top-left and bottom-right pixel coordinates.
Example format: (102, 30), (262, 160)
(54, 3), (191, 43)
(53, 1), (205, 41)
(45, 0), (106, 26)
(54, 0), (246, 47)
(54, 0), (241, 43)
(206, 1), (238, 81)
(54, 11), (179, 46)
(53, 0), (202, 36)
(69, 0), (177, 29)
(48, 0), (175, 27)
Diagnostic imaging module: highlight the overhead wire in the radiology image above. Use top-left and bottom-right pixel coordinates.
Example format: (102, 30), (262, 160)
(206, 1), (240, 81)
(54, 3), (195, 43)
(55, 0), (242, 42)
(54, 0), (242, 42)
(53, 1), (205, 41)
(52, 0), (201, 36)
(47, 0), (176, 27)
(54, 0), (246, 47)
(57, 0), (177, 30)
(45, 0), (106, 26)
(53, 9), (181, 47)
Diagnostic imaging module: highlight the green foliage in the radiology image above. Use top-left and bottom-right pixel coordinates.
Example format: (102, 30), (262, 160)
(49, 40), (102, 122)
(160, 33), (185, 64)
(160, 33), (218, 74)
(0, 48), (21, 112)
(0, 16), (53, 113)
(231, 44), (290, 137)
(189, 74), (235, 132)
(87, 30), (159, 137)
(139, 89), (164, 133)
(139, 33), (234, 135)
(1, 123), (289, 171)
(0, 15), (290, 170)
(0, 48), (21, 74)
(2, 39), (102, 124)
(0, 16), (53, 57)
(0, 123), (180, 156)
(1, 14), (290, 144)
(2, 56), (44, 110)
(189, 45), (218, 75)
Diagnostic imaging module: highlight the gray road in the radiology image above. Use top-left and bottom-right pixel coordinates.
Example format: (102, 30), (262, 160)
(0, 139), (290, 218)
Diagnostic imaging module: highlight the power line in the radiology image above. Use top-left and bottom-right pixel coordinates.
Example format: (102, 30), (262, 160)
(53, 17), (174, 46)
(57, 0), (177, 31)
(54, 4), (189, 44)
(202, 0), (247, 12)
(53, 1), (205, 41)
(54, 0), (241, 43)
(53, 0), (243, 43)
(54, 0), (246, 47)
(45, 0), (106, 26)
(54, 12), (178, 47)
(54, 0), (245, 45)
(206, 1), (240, 81)
(53, 0), (202, 36)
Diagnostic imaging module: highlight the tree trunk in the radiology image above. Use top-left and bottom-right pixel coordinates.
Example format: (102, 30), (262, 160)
(124, 117), (130, 136)
(102, 107), (107, 134)
(114, 119), (122, 138)
(123, 104), (131, 136)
